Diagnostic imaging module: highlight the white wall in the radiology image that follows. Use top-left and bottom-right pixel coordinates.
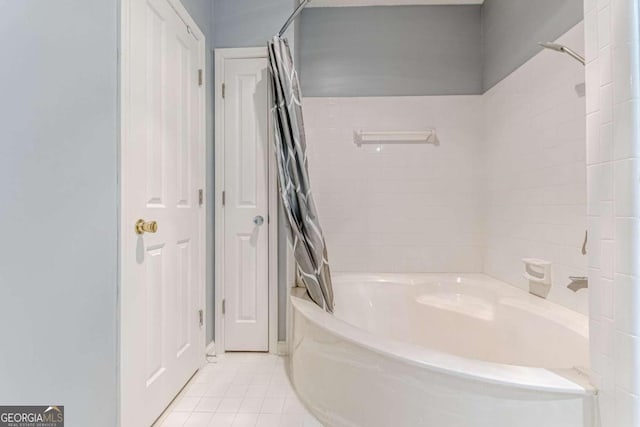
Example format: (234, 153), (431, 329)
(304, 96), (484, 273)
(483, 23), (589, 314)
(584, 0), (640, 425)
(0, 2), (118, 426)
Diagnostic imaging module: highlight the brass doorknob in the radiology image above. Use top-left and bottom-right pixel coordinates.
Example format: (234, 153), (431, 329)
(135, 219), (158, 235)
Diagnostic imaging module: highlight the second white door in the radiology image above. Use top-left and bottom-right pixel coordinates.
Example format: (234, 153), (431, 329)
(222, 56), (270, 351)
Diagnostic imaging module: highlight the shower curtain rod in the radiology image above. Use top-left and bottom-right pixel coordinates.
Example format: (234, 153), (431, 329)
(278, 0), (312, 37)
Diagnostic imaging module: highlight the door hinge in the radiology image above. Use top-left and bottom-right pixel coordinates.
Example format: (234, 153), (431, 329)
(222, 299), (226, 315)
(198, 309), (203, 327)
(198, 189), (204, 206)
(222, 190), (226, 206)
(221, 83), (226, 99)
(198, 69), (203, 86)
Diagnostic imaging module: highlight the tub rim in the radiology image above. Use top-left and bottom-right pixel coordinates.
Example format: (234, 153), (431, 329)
(331, 272), (590, 339)
(291, 292), (594, 397)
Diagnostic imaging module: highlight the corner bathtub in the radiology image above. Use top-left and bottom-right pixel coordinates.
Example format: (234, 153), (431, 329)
(289, 273), (596, 427)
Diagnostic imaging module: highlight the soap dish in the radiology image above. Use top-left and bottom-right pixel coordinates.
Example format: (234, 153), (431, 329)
(522, 258), (552, 298)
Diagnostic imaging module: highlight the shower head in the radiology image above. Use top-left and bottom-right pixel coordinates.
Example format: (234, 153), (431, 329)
(539, 42), (586, 66)
(539, 42), (564, 52)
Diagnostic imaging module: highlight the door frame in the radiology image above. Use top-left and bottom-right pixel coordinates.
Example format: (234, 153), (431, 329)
(214, 47), (279, 355)
(119, 0), (207, 423)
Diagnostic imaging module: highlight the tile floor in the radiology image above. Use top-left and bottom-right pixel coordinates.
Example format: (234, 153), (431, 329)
(154, 353), (324, 427)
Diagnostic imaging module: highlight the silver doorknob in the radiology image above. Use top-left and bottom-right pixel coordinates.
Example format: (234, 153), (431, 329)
(253, 215), (265, 226)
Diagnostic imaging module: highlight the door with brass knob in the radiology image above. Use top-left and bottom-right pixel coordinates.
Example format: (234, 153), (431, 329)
(120, 1), (206, 426)
(135, 219), (158, 235)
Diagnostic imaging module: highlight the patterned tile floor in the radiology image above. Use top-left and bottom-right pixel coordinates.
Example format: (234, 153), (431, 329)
(154, 353), (324, 427)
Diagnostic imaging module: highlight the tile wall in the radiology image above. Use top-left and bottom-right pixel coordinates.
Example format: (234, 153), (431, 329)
(303, 96), (484, 273)
(584, 0), (640, 425)
(483, 23), (589, 314)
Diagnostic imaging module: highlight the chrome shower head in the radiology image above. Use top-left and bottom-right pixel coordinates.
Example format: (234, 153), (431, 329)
(539, 42), (586, 66)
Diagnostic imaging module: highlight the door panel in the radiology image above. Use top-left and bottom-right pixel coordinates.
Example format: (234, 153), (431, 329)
(121, 0), (205, 425)
(237, 234), (258, 320)
(223, 58), (270, 352)
(145, 244), (166, 386)
(145, 2), (167, 208)
(176, 239), (191, 356)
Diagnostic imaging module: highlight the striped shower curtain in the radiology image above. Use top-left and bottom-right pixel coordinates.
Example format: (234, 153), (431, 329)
(267, 35), (334, 313)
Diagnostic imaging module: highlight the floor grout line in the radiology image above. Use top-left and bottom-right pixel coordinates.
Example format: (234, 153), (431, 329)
(153, 353), (323, 427)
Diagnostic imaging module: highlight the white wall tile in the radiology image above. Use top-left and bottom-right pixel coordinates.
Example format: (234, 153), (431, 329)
(613, 273), (640, 335)
(615, 388), (640, 427)
(611, 172), (632, 210)
(613, 100), (640, 159)
(600, 83), (614, 123)
(601, 239), (615, 279)
(601, 122), (615, 162)
(600, 46), (613, 86)
(611, 0), (639, 48)
(483, 22), (588, 314)
(587, 112), (602, 165)
(598, 6), (612, 49)
(586, 59), (601, 114)
(585, 0), (640, 425)
(585, 8), (600, 63)
(614, 331), (640, 394)
(303, 95), (484, 273)
(614, 218), (640, 276)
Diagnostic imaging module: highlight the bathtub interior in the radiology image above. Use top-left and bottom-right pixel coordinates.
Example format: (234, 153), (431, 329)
(330, 273), (589, 370)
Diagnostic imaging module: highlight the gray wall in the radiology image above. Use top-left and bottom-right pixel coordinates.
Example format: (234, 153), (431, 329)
(0, 1), (119, 426)
(214, 0), (296, 48)
(298, 2), (583, 96)
(181, 0), (212, 31)
(299, 6), (483, 97)
(481, 0), (583, 91)
(180, 0), (216, 346)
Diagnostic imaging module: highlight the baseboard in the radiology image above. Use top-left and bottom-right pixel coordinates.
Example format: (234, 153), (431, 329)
(277, 340), (288, 355)
(206, 341), (216, 357)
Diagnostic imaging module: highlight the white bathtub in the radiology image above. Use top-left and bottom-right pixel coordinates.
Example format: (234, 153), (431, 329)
(289, 273), (596, 427)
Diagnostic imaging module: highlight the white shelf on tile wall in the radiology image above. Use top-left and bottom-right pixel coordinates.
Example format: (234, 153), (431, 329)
(522, 258), (552, 299)
(522, 258), (552, 284)
(353, 130), (439, 147)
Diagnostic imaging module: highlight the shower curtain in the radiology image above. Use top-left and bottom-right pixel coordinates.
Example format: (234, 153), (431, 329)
(267, 35), (334, 313)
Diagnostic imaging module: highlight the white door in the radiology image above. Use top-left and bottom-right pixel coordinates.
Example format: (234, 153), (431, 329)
(223, 57), (270, 351)
(121, 0), (205, 425)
